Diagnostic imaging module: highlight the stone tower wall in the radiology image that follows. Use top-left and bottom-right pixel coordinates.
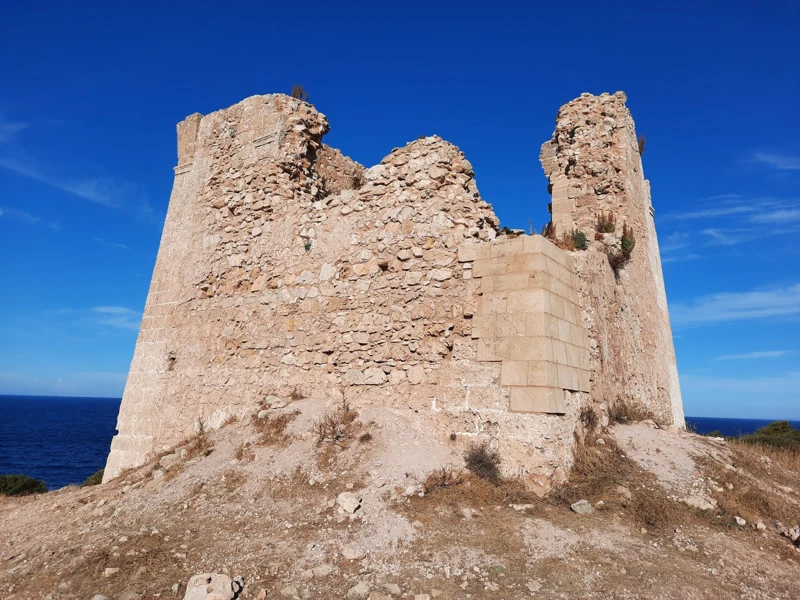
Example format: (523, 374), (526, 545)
(104, 91), (683, 488)
(541, 92), (684, 427)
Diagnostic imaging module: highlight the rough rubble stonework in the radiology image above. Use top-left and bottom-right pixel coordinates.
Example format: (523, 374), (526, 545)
(541, 91), (684, 427)
(104, 92), (684, 490)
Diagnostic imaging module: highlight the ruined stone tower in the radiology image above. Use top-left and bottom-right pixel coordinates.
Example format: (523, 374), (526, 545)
(104, 92), (683, 489)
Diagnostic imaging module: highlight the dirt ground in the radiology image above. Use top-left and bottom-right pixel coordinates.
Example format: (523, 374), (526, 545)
(2, 398), (799, 600)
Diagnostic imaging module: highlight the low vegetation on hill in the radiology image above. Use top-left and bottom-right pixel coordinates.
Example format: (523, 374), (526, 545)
(0, 474), (46, 496)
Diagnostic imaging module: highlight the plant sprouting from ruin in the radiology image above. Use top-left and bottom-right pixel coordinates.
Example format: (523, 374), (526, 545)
(637, 134), (646, 155)
(291, 83), (309, 102)
(595, 211), (616, 234)
(605, 223), (636, 280)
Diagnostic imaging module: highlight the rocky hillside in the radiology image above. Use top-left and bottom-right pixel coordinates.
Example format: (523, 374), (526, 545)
(2, 394), (799, 600)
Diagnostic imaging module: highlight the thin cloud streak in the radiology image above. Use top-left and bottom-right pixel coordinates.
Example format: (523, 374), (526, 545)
(716, 350), (791, 361)
(0, 117), (28, 143)
(0, 205), (60, 230)
(88, 306), (142, 331)
(671, 284), (800, 325)
(93, 236), (132, 251)
(752, 152), (800, 171)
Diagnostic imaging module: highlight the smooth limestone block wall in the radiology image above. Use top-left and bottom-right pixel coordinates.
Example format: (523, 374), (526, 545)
(459, 235), (590, 414)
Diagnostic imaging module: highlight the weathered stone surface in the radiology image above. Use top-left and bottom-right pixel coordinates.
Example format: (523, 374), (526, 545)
(103, 91), (684, 492)
(183, 573), (234, 600)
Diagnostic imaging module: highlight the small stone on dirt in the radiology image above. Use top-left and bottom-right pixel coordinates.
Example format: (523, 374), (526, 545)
(347, 581), (371, 599)
(570, 499), (594, 514)
(337, 491), (362, 514)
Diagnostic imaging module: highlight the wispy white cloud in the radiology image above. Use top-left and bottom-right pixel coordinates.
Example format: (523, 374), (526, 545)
(0, 205), (60, 231)
(751, 208), (800, 223)
(671, 283), (800, 325)
(716, 350), (792, 361)
(752, 152), (800, 171)
(89, 306), (142, 331)
(0, 114), (28, 143)
(0, 140), (159, 222)
(660, 231), (691, 253)
(93, 236), (131, 251)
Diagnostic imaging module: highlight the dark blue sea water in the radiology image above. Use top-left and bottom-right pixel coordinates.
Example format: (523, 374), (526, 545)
(0, 395), (120, 490)
(685, 416), (800, 437)
(1, 394), (798, 491)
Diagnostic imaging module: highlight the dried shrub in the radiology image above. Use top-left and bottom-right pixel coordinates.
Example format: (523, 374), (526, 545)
(420, 465), (466, 494)
(183, 419), (214, 460)
(291, 83), (309, 102)
(289, 386), (306, 401)
(358, 432), (373, 443)
(595, 211), (616, 233)
(607, 397), (655, 424)
(580, 406), (599, 431)
(314, 399), (358, 445)
(221, 469), (246, 494)
(464, 443), (501, 485)
(82, 469), (104, 487)
(0, 474), (47, 496)
(348, 170), (366, 190)
(637, 134), (646, 156)
(252, 411), (298, 447)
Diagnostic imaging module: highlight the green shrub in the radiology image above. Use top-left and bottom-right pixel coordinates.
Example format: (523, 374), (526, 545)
(82, 469), (104, 487)
(0, 474), (47, 496)
(739, 421), (800, 450)
(572, 230), (588, 250)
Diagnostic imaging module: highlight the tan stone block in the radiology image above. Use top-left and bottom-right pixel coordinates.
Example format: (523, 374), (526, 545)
(557, 319), (573, 344)
(525, 312), (546, 337)
(527, 360), (560, 387)
(491, 271), (535, 292)
(451, 338), (477, 360)
(457, 242), (491, 263)
(489, 237), (524, 258)
(565, 343), (584, 368)
(480, 291), (508, 315)
(472, 257), (508, 278)
(506, 252), (547, 275)
(496, 313), (527, 337)
(576, 369), (591, 392)
(521, 235), (548, 255)
(504, 337), (553, 362)
(500, 360), (529, 386)
(476, 338), (502, 362)
(440, 361), (500, 386)
(508, 386), (566, 414)
(557, 364), (579, 391)
(547, 292), (566, 320)
(562, 302), (581, 326)
(549, 244), (571, 268)
(471, 313), (494, 339)
(506, 289), (546, 314)
(571, 323), (589, 349)
(552, 339), (567, 365)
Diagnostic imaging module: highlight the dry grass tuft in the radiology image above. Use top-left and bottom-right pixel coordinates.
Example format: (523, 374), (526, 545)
(696, 444), (800, 527)
(252, 411), (298, 447)
(289, 387), (306, 401)
(608, 397), (655, 424)
(553, 436), (681, 532)
(596, 211), (616, 233)
(464, 443), (501, 485)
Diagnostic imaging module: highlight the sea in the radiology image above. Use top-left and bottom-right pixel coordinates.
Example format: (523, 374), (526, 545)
(0, 394), (798, 490)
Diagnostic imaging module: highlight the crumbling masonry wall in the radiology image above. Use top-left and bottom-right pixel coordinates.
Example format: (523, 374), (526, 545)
(541, 92), (684, 427)
(104, 92), (683, 487)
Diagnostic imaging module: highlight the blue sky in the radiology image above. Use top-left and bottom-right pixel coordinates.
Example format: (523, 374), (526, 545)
(1, 1), (798, 418)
